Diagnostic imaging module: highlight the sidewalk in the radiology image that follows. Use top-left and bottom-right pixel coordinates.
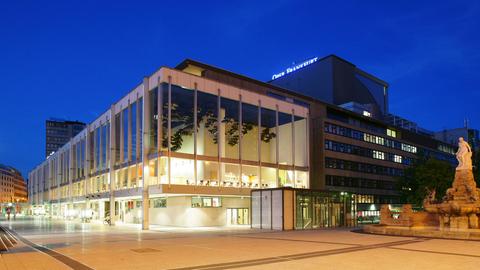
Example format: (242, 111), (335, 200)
(0, 238), (69, 270)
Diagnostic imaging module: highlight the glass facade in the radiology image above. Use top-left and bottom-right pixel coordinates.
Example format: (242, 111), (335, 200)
(28, 70), (310, 226)
(170, 85), (194, 154)
(147, 82), (309, 188)
(295, 190), (356, 229)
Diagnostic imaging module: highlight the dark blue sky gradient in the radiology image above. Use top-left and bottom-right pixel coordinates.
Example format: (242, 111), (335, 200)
(1, 0), (479, 177)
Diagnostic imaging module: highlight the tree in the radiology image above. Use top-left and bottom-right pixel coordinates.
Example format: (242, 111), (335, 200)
(474, 149), (480, 182)
(397, 157), (455, 206)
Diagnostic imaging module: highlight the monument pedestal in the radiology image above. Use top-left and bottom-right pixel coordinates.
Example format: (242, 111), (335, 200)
(370, 138), (480, 238)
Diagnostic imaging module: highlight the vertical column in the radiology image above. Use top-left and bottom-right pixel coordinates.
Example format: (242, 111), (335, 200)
(193, 83), (198, 186)
(120, 107), (124, 164)
(127, 101), (132, 187)
(291, 109), (296, 188)
(48, 160), (53, 215)
(258, 100), (262, 189)
(136, 93), (141, 187)
(239, 94), (243, 189)
(93, 128), (97, 174)
(157, 78), (162, 185)
(109, 105), (116, 225)
(85, 125), (91, 211)
(306, 112), (310, 188)
(167, 77), (172, 186)
(99, 124), (103, 174)
(128, 101), (132, 164)
(69, 141), (74, 207)
(217, 89), (222, 187)
(142, 77), (151, 230)
(57, 154), (61, 216)
(275, 105), (280, 187)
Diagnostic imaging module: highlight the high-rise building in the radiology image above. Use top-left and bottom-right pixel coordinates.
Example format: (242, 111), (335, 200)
(0, 164), (27, 203)
(46, 119), (86, 157)
(270, 55), (389, 120)
(434, 127), (480, 152)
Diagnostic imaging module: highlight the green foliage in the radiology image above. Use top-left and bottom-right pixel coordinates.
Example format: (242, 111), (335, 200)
(163, 103), (277, 150)
(475, 150), (480, 183)
(261, 127), (277, 142)
(397, 157), (454, 206)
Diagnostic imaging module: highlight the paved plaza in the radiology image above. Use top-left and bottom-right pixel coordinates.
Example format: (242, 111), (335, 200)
(0, 218), (480, 270)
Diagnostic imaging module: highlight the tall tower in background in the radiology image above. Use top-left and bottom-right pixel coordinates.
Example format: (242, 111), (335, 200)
(45, 118), (86, 157)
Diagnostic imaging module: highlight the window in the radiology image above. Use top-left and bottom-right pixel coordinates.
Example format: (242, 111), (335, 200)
(387, 129), (397, 138)
(325, 158), (403, 177)
(394, 155), (402, 163)
(278, 111), (293, 165)
(220, 97), (240, 159)
(401, 143), (417, 153)
(171, 85), (194, 154)
(191, 196), (222, 208)
(197, 91), (219, 157)
(131, 102), (137, 161)
(373, 150), (385, 160)
(260, 107), (277, 164)
(241, 103), (259, 161)
(123, 108), (128, 162)
(150, 198), (167, 208)
(326, 122), (421, 155)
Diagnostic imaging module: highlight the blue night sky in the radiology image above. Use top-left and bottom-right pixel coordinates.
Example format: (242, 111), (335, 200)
(0, 1), (479, 177)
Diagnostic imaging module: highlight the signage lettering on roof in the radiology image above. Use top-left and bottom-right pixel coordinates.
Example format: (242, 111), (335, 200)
(271, 57), (318, 80)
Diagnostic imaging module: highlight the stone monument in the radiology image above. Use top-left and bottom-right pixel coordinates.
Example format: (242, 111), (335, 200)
(364, 137), (480, 239)
(423, 137), (480, 229)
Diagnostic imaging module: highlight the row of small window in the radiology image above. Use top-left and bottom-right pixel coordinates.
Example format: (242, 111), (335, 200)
(192, 197), (222, 208)
(324, 140), (413, 165)
(425, 150), (457, 164)
(438, 144), (456, 155)
(326, 175), (396, 191)
(46, 129), (69, 135)
(325, 158), (404, 177)
(0, 175), (12, 181)
(325, 123), (417, 154)
(46, 143), (63, 148)
(352, 194), (375, 204)
(148, 197), (222, 208)
(266, 91), (310, 108)
(46, 136), (69, 142)
(0, 182), (14, 187)
(327, 109), (387, 134)
(149, 198), (167, 208)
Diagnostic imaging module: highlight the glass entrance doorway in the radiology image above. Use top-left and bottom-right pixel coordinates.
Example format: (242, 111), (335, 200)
(296, 191), (353, 229)
(227, 208), (250, 225)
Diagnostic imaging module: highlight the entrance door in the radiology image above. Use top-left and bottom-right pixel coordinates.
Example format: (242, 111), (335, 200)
(313, 197), (331, 228)
(227, 208), (250, 225)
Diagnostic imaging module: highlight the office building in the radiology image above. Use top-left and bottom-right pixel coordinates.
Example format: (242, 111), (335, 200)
(270, 55), (389, 120)
(435, 126), (480, 152)
(46, 119), (86, 157)
(267, 55), (456, 223)
(0, 164), (27, 203)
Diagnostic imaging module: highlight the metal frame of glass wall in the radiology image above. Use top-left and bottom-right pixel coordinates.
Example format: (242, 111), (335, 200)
(28, 71), (311, 207)
(295, 189), (357, 229)
(146, 80), (309, 190)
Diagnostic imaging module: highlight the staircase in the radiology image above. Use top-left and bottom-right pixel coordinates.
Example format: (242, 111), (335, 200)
(0, 226), (18, 252)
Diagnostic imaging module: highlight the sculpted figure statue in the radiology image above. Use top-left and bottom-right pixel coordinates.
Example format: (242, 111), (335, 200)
(423, 187), (436, 205)
(456, 137), (472, 170)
